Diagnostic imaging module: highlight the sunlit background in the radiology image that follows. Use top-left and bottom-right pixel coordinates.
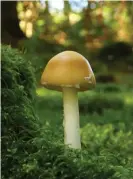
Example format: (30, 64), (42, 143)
(14, 0), (133, 86)
(17, 0), (133, 44)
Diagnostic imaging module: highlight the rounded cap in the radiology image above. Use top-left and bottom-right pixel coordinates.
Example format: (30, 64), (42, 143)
(41, 51), (96, 92)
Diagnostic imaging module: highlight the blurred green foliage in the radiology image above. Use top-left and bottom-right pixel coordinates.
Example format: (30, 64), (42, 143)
(16, 1), (133, 84)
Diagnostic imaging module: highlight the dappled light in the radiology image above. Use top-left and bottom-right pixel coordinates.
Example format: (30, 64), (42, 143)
(16, 1), (133, 45)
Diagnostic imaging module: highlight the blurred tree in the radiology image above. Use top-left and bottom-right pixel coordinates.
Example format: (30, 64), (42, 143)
(82, 1), (93, 47)
(1, 1), (25, 47)
(43, 1), (51, 35)
(64, 0), (71, 28)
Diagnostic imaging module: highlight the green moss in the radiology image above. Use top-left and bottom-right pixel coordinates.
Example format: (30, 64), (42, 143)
(1, 45), (39, 178)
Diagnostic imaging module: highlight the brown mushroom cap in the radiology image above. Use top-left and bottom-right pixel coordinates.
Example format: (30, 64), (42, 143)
(41, 51), (96, 92)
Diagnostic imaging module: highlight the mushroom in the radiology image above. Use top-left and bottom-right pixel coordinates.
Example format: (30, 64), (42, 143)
(41, 51), (96, 149)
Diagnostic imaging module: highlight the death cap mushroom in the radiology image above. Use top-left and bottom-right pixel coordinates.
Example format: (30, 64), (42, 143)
(41, 51), (96, 91)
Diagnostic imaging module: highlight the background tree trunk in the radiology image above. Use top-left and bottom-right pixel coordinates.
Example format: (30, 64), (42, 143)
(1, 1), (25, 47)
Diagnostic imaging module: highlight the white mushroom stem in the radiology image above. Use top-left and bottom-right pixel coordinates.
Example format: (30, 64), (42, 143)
(63, 87), (81, 149)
